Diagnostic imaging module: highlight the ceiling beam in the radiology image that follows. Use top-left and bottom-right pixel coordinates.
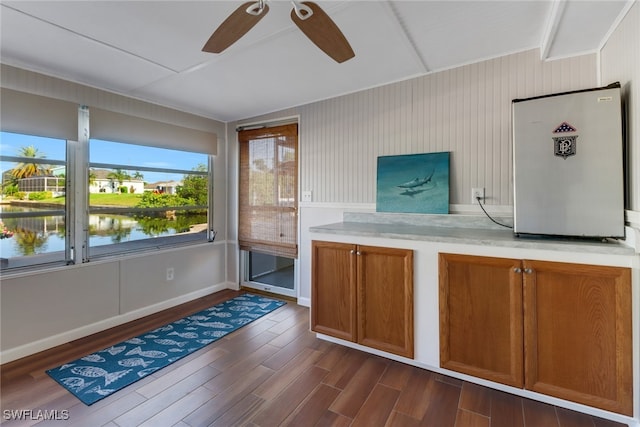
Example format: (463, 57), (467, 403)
(540, 0), (567, 60)
(383, 1), (430, 73)
(597, 0), (637, 52)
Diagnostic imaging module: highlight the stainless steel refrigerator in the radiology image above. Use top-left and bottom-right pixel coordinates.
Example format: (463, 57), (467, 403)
(512, 83), (624, 238)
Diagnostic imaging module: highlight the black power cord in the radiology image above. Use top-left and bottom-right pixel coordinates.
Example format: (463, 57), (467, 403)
(476, 196), (513, 229)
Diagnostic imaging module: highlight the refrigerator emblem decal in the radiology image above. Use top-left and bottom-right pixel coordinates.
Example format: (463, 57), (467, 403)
(552, 122), (578, 159)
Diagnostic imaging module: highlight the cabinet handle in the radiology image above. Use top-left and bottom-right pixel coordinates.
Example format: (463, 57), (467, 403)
(513, 267), (522, 273)
(356, 251), (361, 256)
(524, 268), (533, 274)
(350, 249), (355, 254)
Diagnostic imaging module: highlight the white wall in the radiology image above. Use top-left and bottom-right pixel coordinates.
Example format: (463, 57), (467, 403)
(1, 262), (120, 351)
(0, 67), (231, 362)
(0, 244), (228, 361)
(231, 48), (602, 303)
(601, 2), (640, 215)
(238, 48), (598, 208)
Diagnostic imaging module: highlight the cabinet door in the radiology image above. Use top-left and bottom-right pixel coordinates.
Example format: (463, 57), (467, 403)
(523, 260), (633, 415)
(311, 241), (357, 341)
(357, 245), (414, 358)
(439, 253), (524, 387)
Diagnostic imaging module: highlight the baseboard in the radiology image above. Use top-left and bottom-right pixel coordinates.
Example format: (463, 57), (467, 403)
(0, 282), (230, 364)
(298, 202), (376, 210)
(297, 296), (310, 307)
(226, 280), (240, 291)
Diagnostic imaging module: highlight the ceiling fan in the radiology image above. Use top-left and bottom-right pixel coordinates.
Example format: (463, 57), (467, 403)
(202, 0), (355, 63)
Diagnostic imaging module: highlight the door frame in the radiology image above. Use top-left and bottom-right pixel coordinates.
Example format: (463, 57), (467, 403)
(236, 116), (301, 299)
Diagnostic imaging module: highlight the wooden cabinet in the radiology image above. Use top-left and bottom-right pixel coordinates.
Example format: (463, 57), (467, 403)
(439, 253), (633, 415)
(357, 244), (414, 357)
(438, 254), (524, 388)
(311, 241), (357, 342)
(312, 240), (414, 358)
(523, 260), (633, 415)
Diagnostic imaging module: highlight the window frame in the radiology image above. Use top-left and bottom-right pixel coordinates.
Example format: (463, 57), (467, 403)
(0, 108), (216, 274)
(0, 134), (70, 270)
(86, 139), (213, 261)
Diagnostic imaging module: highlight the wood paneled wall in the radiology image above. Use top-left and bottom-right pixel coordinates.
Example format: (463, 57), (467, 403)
(239, 48), (598, 208)
(0, 64), (226, 139)
(601, 2), (640, 213)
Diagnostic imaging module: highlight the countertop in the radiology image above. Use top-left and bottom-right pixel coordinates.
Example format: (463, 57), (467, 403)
(309, 212), (636, 256)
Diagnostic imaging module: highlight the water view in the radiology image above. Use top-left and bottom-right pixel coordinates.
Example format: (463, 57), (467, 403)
(0, 204), (207, 258)
(1, 132), (211, 267)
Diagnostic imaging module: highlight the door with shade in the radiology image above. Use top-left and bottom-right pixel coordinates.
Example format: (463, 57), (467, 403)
(238, 123), (298, 297)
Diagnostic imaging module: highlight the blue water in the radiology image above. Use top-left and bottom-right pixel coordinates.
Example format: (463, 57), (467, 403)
(0, 206), (205, 258)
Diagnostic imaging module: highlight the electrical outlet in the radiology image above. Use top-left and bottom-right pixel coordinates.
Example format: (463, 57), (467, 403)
(166, 267), (174, 281)
(472, 187), (485, 204)
(301, 190), (312, 202)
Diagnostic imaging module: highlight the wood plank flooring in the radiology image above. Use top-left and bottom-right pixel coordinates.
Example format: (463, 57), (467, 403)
(0, 289), (627, 427)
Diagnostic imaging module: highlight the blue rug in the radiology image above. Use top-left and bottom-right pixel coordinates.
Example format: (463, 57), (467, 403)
(46, 293), (285, 405)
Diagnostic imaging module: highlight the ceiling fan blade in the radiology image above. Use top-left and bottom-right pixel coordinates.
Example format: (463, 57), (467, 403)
(202, 2), (269, 53)
(290, 2), (355, 63)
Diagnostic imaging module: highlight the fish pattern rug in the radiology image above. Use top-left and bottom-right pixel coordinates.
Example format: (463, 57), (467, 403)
(46, 293), (285, 405)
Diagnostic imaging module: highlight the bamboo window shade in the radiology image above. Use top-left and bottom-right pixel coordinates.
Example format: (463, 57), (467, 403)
(238, 124), (298, 258)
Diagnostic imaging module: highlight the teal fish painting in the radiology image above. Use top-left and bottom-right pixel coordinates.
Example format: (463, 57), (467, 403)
(376, 152), (450, 214)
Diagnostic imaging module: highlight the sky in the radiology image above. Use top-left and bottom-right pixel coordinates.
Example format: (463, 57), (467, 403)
(0, 132), (208, 183)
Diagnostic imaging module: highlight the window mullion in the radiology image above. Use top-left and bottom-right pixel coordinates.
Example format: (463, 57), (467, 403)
(68, 106), (90, 264)
(208, 154), (216, 241)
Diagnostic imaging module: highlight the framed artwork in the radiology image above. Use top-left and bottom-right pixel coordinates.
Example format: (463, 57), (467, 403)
(376, 151), (450, 214)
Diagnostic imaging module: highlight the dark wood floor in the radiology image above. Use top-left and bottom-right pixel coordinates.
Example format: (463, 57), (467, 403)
(0, 289), (627, 427)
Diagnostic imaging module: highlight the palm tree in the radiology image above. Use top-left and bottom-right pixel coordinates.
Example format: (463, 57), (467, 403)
(88, 170), (97, 187)
(132, 171), (144, 180)
(106, 169), (131, 193)
(10, 145), (51, 179)
(12, 227), (47, 256)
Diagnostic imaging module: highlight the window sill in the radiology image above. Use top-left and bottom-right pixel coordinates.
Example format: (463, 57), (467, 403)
(0, 232), (216, 279)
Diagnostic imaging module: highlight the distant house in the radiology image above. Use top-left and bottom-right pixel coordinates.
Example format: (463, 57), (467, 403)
(1, 167), (65, 196)
(143, 180), (182, 195)
(17, 175), (65, 195)
(90, 169), (145, 194)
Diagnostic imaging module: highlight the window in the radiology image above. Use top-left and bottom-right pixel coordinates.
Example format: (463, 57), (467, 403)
(0, 90), (217, 272)
(87, 139), (211, 259)
(0, 133), (214, 271)
(0, 132), (68, 269)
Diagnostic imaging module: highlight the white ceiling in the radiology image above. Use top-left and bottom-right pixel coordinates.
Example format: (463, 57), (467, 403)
(0, 1), (633, 123)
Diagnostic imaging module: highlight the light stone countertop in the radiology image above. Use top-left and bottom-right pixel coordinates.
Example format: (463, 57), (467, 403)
(308, 212), (636, 256)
